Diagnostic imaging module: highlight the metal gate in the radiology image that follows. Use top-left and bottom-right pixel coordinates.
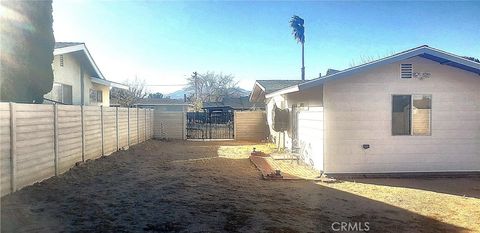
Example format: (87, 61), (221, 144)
(187, 110), (234, 139)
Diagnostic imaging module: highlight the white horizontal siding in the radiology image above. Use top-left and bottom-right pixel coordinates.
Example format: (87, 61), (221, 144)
(297, 109), (324, 171)
(324, 56), (480, 173)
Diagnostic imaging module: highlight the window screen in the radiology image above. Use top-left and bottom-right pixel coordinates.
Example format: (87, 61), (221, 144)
(392, 95), (411, 135)
(62, 85), (73, 104)
(90, 89), (103, 104)
(392, 94), (432, 136)
(412, 95), (432, 136)
(96, 90), (103, 103)
(90, 89), (97, 103)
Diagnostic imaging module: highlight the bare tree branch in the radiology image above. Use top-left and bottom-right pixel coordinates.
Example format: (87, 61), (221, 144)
(186, 71), (242, 110)
(110, 77), (148, 107)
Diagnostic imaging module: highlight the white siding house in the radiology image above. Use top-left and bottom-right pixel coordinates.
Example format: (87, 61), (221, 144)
(251, 45), (480, 175)
(44, 42), (127, 106)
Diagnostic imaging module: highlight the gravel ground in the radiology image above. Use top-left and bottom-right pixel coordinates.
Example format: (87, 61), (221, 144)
(1, 140), (479, 233)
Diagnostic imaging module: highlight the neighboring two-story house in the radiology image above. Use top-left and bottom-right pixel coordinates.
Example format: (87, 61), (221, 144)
(44, 42), (127, 106)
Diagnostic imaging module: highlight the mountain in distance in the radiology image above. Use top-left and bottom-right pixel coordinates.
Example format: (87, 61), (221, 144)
(166, 87), (250, 99)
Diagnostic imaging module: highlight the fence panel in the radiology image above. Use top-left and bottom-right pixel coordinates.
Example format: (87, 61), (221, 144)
(138, 109), (146, 142)
(154, 111), (185, 139)
(103, 107), (117, 155)
(129, 108), (138, 144)
(145, 109), (150, 140)
(57, 105), (82, 174)
(117, 107), (129, 148)
(15, 104), (55, 190)
(234, 111), (268, 141)
(148, 109), (154, 139)
(0, 103), (154, 197)
(84, 106), (102, 160)
(0, 103), (11, 196)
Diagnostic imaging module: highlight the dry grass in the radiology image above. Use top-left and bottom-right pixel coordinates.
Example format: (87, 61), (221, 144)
(1, 140), (479, 232)
(217, 143), (278, 159)
(321, 179), (480, 232)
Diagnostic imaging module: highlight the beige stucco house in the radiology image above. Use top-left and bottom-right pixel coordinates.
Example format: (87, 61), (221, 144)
(44, 42), (127, 106)
(251, 45), (480, 176)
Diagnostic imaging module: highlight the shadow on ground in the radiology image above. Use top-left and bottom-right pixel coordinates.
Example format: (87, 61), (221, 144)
(1, 140), (473, 232)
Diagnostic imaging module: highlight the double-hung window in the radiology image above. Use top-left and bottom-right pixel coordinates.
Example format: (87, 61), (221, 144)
(90, 89), (103, 104)
(392, 94), (432, 136)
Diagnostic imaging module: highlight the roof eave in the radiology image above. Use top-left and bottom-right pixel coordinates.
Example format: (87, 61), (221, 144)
(54, 44), (106, 80)
(134, 103), (192, 106)
(249, 82), (266, 102)
(265, 85), (300, 98)
(298, 46), (480, 90)
(90, 77), (129, 90)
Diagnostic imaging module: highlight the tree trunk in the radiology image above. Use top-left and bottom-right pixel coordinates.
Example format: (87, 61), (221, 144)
(301, 42), (305, 80)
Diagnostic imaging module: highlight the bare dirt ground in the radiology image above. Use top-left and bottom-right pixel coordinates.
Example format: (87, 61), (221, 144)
(1, 140), (479, 233)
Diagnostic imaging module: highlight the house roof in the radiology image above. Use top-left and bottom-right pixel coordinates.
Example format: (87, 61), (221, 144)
(134, 98), (192, 106)
(255, 80), (307, 94)
(54, 42), (104, 79)
(54, 42), (128, 90)
(54, 42), (84, 49)
(249, 79), (307, 102)
(266, 45), (480, 98)
(203, 96), (265, 110)
(326, 68), (340, 76)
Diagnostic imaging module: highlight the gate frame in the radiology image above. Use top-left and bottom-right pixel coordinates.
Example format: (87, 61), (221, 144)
(186, 110), (234, 140)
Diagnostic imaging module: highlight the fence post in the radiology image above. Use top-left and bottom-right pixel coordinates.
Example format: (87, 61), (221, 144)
(234, 111), (237, 140)
(182, 111), (186, 140)
(144, 109), (147, 141)
(9, 103), (16, 192)
(81, 105), (85, 162)
(116, 107), (119, 151)
(136, 106), (139, 144)
(53, 104), (59, 176)
(127, 107), (130, 147)
(100, 106), (104, 156)
(150, 110), (152, 139)
(152, 110), (154, 139)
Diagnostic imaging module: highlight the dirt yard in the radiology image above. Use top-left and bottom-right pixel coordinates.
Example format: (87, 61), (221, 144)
(2, 140), (479, 233)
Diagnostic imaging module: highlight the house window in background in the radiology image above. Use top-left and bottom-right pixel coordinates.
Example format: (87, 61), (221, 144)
(392, 94), (431, 136)
(90, 89), (103, 104)
(48, 83), (72, 104)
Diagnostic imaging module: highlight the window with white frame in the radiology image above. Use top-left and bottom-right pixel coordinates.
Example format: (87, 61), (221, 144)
(392, 94), (432, 136)
(48, 82), (72, 104)
(89, 89), (103, 104)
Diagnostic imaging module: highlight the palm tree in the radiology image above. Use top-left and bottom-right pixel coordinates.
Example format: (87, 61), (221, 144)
(290, 15), (305, 80)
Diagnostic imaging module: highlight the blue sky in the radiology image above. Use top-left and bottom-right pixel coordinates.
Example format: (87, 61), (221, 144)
(53, 1), (480, 94)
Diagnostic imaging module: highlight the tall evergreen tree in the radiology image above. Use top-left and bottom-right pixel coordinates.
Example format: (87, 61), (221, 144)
(1, 0), (55, 103)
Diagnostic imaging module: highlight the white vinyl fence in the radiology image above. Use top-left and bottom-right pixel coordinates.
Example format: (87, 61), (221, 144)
(0, 103), (153, 197)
